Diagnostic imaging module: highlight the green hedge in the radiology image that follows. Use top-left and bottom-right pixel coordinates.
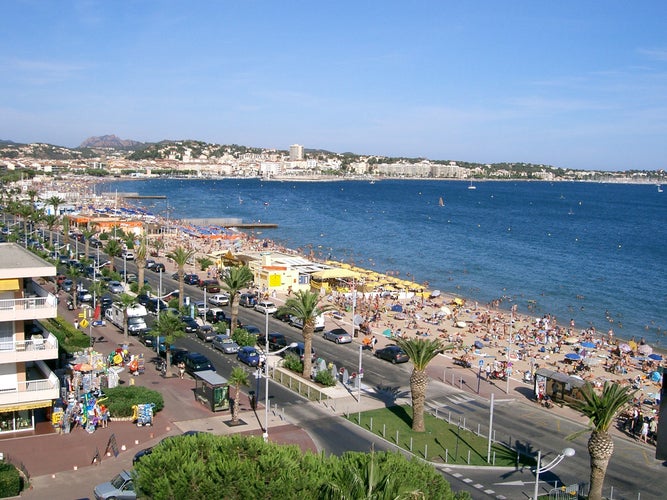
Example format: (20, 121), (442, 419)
(104, 386), (164, 418)
(0, 462), (22, 498)
(45, 316), (91, 354)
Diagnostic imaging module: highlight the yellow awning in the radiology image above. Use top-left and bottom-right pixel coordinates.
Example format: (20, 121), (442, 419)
(0, 400), (53, 413)
(311, 268), (362, 280)
(0, 279), (20, 291)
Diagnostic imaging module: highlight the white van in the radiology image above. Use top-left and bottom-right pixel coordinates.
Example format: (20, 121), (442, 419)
(289, 314), (325, 332)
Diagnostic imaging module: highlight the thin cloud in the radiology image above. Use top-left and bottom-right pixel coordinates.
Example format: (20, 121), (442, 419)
(638, 48), (667, 62)
(1, 58), (87, 85)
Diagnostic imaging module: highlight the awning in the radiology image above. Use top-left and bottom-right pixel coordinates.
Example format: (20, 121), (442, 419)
(311, 268), (362, 280)
(0, 279), (20, 291)
(0, 400), (53, 413)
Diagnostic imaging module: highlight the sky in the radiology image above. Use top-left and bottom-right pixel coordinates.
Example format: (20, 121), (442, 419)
(1, 1), (666, 171)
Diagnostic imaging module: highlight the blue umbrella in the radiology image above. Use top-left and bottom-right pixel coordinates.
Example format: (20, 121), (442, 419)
(474, 340), (484, 349)
(648, 353), (663, 361)
(564, 353), (581, 361)
(581, 341), (596, 349)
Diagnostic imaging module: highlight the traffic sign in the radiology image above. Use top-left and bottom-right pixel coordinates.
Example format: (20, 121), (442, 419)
(479, 359), (484, 367)
(79, 319), (89, 329)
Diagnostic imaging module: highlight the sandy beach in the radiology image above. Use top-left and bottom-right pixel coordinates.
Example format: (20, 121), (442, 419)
(39, 177), (666, 424)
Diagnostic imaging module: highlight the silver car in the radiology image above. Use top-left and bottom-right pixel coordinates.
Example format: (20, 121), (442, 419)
(323, 328), (353, 344)
(212, 334), (239, 354)
(196, 325), (216, 342)
(93, 470), (136, 499)
(108, 280), (124, 294)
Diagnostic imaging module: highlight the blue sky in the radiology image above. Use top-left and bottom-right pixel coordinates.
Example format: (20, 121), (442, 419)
(2, 1), (666, 171)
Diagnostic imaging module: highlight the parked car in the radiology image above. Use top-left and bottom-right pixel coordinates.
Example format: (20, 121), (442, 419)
(136, 294), (151, 306)
(267, 332), (287, 351)
(108, 280), (124, 294)
(169, 347), (189, 365)
(208, 293), (230, 306)
(323, 328), (353, 344)
(77, 289), (93, 303)
(281, 342), (316, 363)
(212, 335), (239, 354)
(289, 314), (326, 332)
(273, 309), (292, 322)
(205, 308), (227, 324)
(121, 250), (135, 261)
(93, 470), (136, 499)
(184, 273), (200, 285)
(254, 300), (278, 314)
(200, 279), (220, 293)
(237, 346), (265, 367)
(145, 259), (156, 269)
(152, 262), (166, 272)
(194, 301), (207, 317)
(239, 293), (257, 307)
(100, 294), (114, 313)
(196, 324), (216, 342)
(61, 279), (73, 292)
(243, 325), (261, 337)
(183, 352), (214, 374)
(146, 298), (169, 314)
(374, 345), (409, 364)
(181, 316), (199, 333)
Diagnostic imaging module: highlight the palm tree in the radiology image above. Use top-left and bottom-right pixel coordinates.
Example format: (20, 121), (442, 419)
(167, 246), (195, 309)
(568, 382), (634, 500)
(104, 239), (123, 272)
(46, 195), (65, 219)
(43, 214), (59, 247)
(152, 312), (186, 377)
(319, 448), (424, 500)
(394, 337), (450, 432)
(117, 293), (137, 340)
(276, 290), (334, 379)
(135, 238), (148, 293)
(228, 366), (249, 425)
(219, 265), (254, 333)
(67, 264), (83, 309)
(80, 227), (96, 259)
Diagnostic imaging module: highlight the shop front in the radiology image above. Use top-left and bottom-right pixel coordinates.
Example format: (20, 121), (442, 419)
(0, 400), (52, 434)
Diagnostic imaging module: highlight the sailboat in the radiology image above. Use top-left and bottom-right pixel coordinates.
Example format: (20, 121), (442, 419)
(438, 196), (444, 207)
(468, 180), (477, 190)
(658, 184), (664, 193)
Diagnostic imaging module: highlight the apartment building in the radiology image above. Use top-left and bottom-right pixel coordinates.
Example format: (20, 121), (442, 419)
(0, 243), (60, 433)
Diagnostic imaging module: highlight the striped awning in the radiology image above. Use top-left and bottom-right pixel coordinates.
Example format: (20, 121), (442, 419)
(0, 400), (53, 413)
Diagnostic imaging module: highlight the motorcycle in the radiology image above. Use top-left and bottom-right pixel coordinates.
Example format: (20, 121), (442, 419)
(67, 300), (74, 311)
(489, 370), (506, 381)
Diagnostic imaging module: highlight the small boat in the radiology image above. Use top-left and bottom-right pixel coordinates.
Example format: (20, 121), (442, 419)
(568, 208), (574, 215)
(658, 184), (664, 193)
(438, 196), (444, 207)
(468, 180), (477, 190)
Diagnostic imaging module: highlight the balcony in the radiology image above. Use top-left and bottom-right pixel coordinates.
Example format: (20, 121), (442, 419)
(0, 361), (60, 407)
(0, 279), (58, 322)
(0, 332), (59, 363)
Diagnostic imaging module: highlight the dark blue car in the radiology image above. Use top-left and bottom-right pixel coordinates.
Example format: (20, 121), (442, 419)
(237, 346), (265, 367)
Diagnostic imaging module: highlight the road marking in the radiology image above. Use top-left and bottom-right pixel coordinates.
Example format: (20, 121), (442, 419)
(483, 489), (495, 495)
(474, 483), (484, 489)
(463, 478), (473, 483)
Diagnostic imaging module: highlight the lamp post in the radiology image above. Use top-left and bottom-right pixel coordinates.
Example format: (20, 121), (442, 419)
(263, 308), (297, 443)
(533, 447), (575, 500)
(123, 254), (127, 287)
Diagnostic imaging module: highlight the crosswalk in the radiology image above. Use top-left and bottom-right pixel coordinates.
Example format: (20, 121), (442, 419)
(427, 393), (477, 411)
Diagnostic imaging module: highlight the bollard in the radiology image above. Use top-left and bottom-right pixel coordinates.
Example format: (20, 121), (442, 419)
(492, 451), (495, 465)
(467, 450), (471, 464)
(410, 437), (413, 452)
(370, 417), (373, 431)
(396, 429), (399, 444)
(463, 417), (466, 430)
(435, 408), (438, 419)
(448, 411), (451, 424)
(445, 449), (448, 463)
(383, 424), (386, 437)
(357, 412), (361, 424)
(477, 423), (480, 436)
(424, 444), (428, 460)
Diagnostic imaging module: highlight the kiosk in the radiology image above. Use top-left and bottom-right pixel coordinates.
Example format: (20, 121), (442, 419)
(194, 370), (230, 412)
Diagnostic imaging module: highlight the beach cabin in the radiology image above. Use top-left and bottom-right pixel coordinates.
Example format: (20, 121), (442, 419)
(193, 370), (229, 412)
(534, 368), (586, 405)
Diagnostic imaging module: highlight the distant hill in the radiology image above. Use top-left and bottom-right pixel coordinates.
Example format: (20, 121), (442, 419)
(79, 135), (144, 150)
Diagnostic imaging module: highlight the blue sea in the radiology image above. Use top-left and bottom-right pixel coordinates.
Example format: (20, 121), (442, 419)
(100, 178), (667, 347)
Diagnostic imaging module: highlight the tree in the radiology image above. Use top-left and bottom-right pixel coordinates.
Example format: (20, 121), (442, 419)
(167, 246), (195, 309)
(394, 337), (450, 432)
(135, 238), (148, 293)
(276, 290), (334, 379)
(67, 264), (83, 309)
(104, 239), (123, 272)
(219, 265), (254, 333)
(43, 214), (59, 247)
(117, 293), (137, 340)
(228, 366), (249, 425)
(152, 312), (187, 377)
(197, 256), (214, 272)
(568, 382), (634, 500)
(46, 195), (65, 219)
(80, 227), (96, 259)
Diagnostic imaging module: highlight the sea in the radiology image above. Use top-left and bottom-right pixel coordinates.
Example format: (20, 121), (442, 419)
(99, 178), (667, 347)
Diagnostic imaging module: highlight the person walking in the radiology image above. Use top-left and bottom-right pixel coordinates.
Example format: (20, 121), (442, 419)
(640, 417), (650, 443)
(178, 361), (186, 379)
(370, 336), (377, 352)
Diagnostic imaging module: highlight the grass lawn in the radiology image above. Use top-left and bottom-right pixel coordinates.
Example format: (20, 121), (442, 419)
(345, 404), (536, 467)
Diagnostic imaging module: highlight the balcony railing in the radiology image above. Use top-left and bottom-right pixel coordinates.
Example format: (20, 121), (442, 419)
(0, 295), (58, 321)
(0, 361), (60, 406)
(0, 333), (59, 363)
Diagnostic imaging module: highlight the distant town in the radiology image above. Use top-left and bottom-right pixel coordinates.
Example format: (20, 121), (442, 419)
(1, 135), (665, 183)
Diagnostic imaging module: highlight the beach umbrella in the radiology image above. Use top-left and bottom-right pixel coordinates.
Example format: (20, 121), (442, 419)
(439, 306), (451, 316)
(73, 362), (93, 372)
(648, 353), (663, 361)
(651, 371), (662, 383)
(474, 340), (484, 349)
(430, 290), (441, 298)
(564, 353), (581, 361)
(581, 341), (596, 349)
(391, 304), (403, 313)
(628, 340), (638, 351)
(637, 344), (653, 355)
(618, 343), (632, 353)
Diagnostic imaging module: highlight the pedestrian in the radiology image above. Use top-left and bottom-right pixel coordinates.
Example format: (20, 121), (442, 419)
(640, 417), (649, 443)
(74, 319), (79, 330)
(178, 361), (186, 379)
(485, 363), (491, 380)
(370, 336), (377, 352)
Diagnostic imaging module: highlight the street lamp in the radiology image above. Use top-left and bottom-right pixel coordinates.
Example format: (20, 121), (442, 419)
(533, 447), (575, 500)
(263, 307), (297, 442)
(123, 254), (127, 287)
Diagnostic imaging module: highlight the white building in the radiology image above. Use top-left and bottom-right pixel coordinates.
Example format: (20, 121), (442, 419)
(289, 144), (304, 161)
(0, 243), (60, 433)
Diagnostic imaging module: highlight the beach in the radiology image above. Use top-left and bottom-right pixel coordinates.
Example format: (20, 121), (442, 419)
(30, 176), (667, 424)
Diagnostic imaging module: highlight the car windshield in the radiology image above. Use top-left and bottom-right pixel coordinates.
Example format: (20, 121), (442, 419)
(110, 473), (127, 488)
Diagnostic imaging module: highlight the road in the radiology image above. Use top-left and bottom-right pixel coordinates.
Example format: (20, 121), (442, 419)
(75, 252), (665, 499)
